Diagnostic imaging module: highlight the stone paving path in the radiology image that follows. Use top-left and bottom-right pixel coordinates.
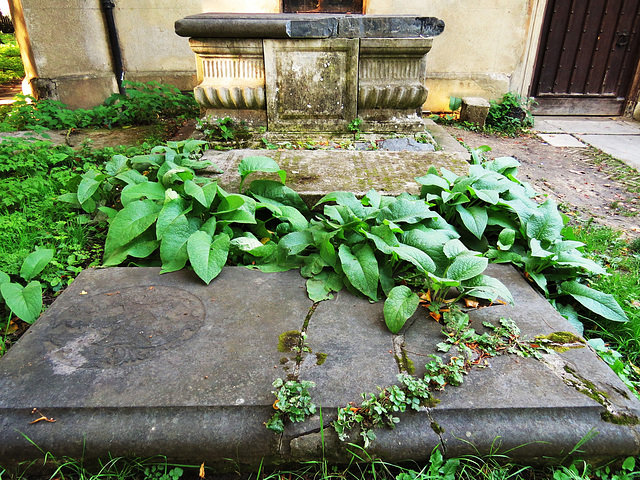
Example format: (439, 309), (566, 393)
(534, 116), (640, 169)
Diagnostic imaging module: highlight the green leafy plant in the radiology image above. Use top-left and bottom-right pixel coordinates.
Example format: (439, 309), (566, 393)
(416, 154), (627, 326)
(266, 378), (317, 434)
(334, 306), (545, 446)
(348, 118), (363, 140)
(0, 33), (24, 85)
(195, 116), (252, 148)
(0, 248), (53, 324)
(485, 92), (535, 136)
(0, 81), (198, 132)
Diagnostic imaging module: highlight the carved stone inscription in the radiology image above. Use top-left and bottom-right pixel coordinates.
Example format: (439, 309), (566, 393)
(46, 286), (205, 372)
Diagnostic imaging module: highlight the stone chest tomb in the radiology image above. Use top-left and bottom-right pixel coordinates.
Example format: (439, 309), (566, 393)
(175, 13), (444, 133)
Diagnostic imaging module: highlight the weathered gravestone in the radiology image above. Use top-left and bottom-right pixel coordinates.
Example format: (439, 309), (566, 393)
(175, 14), (444, 133)
(0, 265), (639, 471)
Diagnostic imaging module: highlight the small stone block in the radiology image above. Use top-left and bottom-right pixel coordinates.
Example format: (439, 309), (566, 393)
(460, 97), (491, 127)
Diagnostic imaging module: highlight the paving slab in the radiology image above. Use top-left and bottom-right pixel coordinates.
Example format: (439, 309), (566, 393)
(201, 148), (469, 207)
(575, 134), (640, 169)
(536, 133), (588, 148)
(1, 265), (639, 471)
(534, 117), (640, 135)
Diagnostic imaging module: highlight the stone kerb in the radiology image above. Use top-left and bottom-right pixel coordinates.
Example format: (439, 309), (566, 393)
(175, 14), (444, 133)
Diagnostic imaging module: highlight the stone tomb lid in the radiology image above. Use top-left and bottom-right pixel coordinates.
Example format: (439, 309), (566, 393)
(0, 265), (639, 469)
(175, 13), (445, 39)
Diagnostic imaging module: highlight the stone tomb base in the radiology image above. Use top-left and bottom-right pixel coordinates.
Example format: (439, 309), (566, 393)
(1, 265), (639, 471)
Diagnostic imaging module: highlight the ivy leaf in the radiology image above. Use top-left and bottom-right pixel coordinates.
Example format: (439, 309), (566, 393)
(456, 204), (488, 239)
(0, 281), (42, 324)
(184, 179), (217, 208)
(20, 249), (54, 282)
(560, 281), (628, 323)
(338, 244), (379, 301)
(187, 232), (230, 284)
(383, 286), (419, 333)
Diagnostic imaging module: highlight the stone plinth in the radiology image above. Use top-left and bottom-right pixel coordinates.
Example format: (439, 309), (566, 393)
(176, 14), (443, 133)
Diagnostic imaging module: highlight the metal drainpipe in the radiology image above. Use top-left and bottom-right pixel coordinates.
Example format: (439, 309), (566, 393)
(100, 0), (126, 95)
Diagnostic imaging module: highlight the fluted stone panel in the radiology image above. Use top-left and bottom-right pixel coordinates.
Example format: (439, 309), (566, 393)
(190, 38), (266, 112)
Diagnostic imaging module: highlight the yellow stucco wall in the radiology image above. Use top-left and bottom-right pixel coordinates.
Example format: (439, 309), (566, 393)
(13, 0), (540, 110)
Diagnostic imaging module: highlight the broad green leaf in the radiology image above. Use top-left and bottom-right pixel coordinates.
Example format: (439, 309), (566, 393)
(187, 232), (230, 284)
(278, 231), (315, 256)
(231, 236), (277, 258)
(462, 274), (514, 304)
(105, 154), (129, 176)
(20, 249), (54, 282)
(97, 206), (118, 220)
(248, 179), (310, 215)
(156, 196), (186, 239)
(440, 168), (459, 184)
(456, 205), (488, 240)
(57, 192), (81, 208)
(184, 179), (217, 208)
(1, 281), (42, 324)
(338, 244), (379, 301)
(238, 156), (286, 190)
(554, 302), (583, 336)
(362, 189), (382, 209)
(116, 169), (149, 186)
(556, 251), (606, 275)
(306, 270), (344, 302)
(445, 255), (488, 281)
(0, 270), (9, 285)
(216, 193), (245, 214)
(217, 196), (257, 224)
(160, 214), (198, 274)
(560, 281), (628, 323)
(497, 228), (516, 251)
(473, 188), (500, 205)
(526, 199), (564, 243)
(319, 237), (337, 268)
(530, 238), (554, 258)
(120, 181), (166, 207)
(377, 198), (436, 224)
(77, 174), (104, 205)
(383, 286), (419, 334)
(401, 229), (451, 275)
(102, 227), (160, 266)
(392, 244), (436, 274)
(104, 200), (161, 263)
(316, 191), (366, 219)
(443, 238), (469, 259)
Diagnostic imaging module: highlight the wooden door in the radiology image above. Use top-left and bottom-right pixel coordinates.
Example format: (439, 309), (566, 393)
(532, 0), (640, 115)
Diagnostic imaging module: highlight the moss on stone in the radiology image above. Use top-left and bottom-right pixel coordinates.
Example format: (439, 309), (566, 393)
(601, 411), (640, 425)
(278, 330), (301, 353)
(315, 352), (328, 365)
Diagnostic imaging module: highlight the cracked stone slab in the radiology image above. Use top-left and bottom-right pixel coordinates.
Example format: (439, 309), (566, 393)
(1, 265), (639, 470)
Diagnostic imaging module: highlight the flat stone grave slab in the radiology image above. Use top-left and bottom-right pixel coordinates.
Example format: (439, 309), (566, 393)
(1, 265), (639, 471)
(201, 148), (469, 207)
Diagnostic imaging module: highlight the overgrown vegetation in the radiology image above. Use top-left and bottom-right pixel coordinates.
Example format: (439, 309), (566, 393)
(0, 81), (199, 132)
(5, 447), (640, 480)
(434, 92), (535, 137)
(0, 33), (23, 85)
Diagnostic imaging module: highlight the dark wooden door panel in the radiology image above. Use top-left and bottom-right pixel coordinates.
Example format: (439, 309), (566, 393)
(532, 0), (640, 115)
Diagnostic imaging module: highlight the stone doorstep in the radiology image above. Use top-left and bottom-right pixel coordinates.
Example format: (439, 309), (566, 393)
(0, 265), (639, 470)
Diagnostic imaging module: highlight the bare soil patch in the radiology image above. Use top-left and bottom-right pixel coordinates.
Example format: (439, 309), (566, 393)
(443, 126), (640, 237)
